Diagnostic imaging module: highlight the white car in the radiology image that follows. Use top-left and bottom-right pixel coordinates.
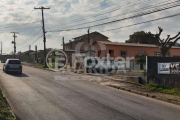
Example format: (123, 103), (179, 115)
(3, 59), (22, 74)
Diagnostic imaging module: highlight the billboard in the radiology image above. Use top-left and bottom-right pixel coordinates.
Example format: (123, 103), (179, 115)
(158, 63), (180, 74)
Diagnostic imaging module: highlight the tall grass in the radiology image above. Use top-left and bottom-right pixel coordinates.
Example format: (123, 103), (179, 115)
(0, 89), (15, 120)
(145, 84), (180, 95)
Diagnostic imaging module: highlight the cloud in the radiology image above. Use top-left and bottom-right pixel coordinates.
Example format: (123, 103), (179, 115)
(38, 0), (48, 5)
(0, 0), (180, 53)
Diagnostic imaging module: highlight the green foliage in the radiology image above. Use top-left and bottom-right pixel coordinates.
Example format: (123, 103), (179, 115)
(125, 28), (180, 57)
(135, 53), (147, 70)
(37, 63), (48, 68)
(145, 84), (180, 95)
(0, 89), (15, 120)
(125, 31), (157, 44)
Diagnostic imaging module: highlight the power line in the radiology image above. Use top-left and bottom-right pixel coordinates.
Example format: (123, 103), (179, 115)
(3, 28), (42, 53)
(2, 21), (41, 28)
(101, 12), (180, 32)
(58, 0), (178, 29)
(16, 28), (42, 45)
(17, 35), (43, 51)
(48, 12), (180, 32)
(47, 0), (152, 29)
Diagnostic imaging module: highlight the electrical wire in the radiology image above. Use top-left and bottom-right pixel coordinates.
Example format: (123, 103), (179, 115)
(101, 12), (180, 32)
(58, 0), (179, 29)
(47, 12), (180, 32)
(47, 0), (152, 28)
(17, 35), (43, 51)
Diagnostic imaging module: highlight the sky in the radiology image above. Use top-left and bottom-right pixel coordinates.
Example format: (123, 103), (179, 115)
(0, 0), (180, 54)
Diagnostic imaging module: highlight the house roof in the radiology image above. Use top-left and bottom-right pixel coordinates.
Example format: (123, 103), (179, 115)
(97, 41), (180, 48)
(21, 50), (34, 54)
(73, 31), (108, 39)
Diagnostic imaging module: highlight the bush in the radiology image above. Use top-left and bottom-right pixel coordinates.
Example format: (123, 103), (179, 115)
(145, 84), (180, 95)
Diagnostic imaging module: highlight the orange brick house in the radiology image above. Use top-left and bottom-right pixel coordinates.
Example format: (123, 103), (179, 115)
(92, 41), (180, 58)
(64, 31), (180, 69)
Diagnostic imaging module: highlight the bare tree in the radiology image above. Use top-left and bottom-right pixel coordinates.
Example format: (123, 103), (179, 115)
(154, 27), (180, 57)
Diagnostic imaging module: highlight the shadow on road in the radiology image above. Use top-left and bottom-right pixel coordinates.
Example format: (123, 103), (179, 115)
(7, 72), (29, 77)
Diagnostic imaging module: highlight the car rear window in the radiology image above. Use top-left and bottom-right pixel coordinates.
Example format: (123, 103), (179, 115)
(8, 60), (21, 64)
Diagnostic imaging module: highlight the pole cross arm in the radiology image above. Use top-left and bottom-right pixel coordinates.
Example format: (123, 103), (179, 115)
(34, 7), (50, 9)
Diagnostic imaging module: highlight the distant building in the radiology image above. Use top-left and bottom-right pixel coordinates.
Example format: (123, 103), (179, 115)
(64, 31), (110, 51)
(91, 41), (180, 69)
(18, 48), (53, 63)
(63, 32), (111, 67)
(31, 48), (52, 63)
(19, 50), (34, 62)
(92, 41), (180, 58)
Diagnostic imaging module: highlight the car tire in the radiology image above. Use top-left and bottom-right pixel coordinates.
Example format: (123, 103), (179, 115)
(5, 69), (7, 73)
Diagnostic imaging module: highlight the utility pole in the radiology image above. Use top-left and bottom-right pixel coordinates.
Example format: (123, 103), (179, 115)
(29, 45), (31, 62)
(0, 42), (2, 62)
(62, 37), (65, 51)
(35, 45), (38, 63)
(11, 32), (19, 58)
(34, 6), (50, 67)
(87, 28), (91, 57)
(1, 42), (2, 56)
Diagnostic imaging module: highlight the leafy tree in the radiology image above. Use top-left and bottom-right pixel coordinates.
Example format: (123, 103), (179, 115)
(125, 31), (157, 44)
(126, 27), (180, 57)
(135, 53), (147, 70)
(153, 27), (180, 57)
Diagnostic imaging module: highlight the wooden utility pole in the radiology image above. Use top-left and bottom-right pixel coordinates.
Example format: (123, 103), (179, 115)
(29, 45), (31, 62)
(35, 45), (38, 63)
(62, 37), (65, 51)
(87, 28), (91, 57)
(11, 32), (19, 58)
(1, 42), (3, 62)
(1, 42), (2, 56)
(34, 6), (50, 67)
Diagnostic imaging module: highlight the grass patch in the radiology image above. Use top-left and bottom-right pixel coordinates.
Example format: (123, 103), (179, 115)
(117, 69), (145, 73)
(145, 84), (180, 95)
(0, 89), (15, 120)
(47, 62), (55, 68)
(131, 70), (145, 73)
(37, 63), (48, 68)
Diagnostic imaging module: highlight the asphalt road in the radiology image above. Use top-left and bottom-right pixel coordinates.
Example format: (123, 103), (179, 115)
(0, 64), (180, 120)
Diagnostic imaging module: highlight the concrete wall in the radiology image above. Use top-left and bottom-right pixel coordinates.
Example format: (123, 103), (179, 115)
(148, 74), (180, 88)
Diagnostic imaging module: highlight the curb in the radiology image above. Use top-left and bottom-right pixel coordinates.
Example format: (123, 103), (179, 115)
(84, 73), (143, 86)
(102, 75), (143, 86)
(22, 63), (55, 72)
(108, 84), (180, 106)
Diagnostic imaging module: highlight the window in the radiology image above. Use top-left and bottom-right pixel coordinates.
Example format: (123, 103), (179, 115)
(8, 60), (21, 64)
(66, 46), (69, 50)
(138, 51), (146, 55)
(154, 52), (161, 56)
(120, 50), (127, 57)
(109, 50), (114, 57)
